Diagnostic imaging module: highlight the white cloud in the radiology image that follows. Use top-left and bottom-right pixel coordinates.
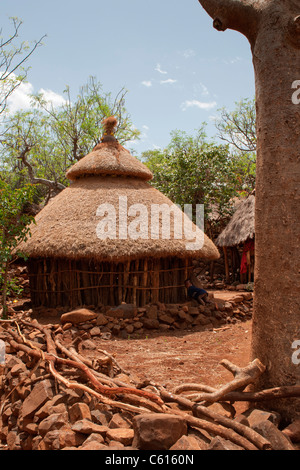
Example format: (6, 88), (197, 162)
(5, 76), (67, 113)
(39, 88), (67, 107)
(223, 56), (242, 65)
(141, 80), (152, 87)
(181, 49), (196, 59)
(141, 125), (149, 140)
(160, 79), (177, 85)
(155, 63), (167, 74)
(200, 83), (209, 97)
(181, 100), (217, 111)
(192, 82), (210, 97)
(127, 124), (150, 148)
(6, 80), (34, 113)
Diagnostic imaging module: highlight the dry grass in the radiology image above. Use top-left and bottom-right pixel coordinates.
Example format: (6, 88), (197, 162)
(20, 176), (220, 262)
(66, 142), (153, 181)
(216, 195), (255, 247)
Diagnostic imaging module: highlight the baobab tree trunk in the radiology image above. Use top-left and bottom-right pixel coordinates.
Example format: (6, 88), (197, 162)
(197, 0), (300, 420)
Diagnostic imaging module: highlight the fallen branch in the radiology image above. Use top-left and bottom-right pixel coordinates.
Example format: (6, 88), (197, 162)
(160, 388), (272, 451)
(174, 369), (300, 404)
(2, 315), (299, 451)
(56, 339), (150, 391)
(97, 347), (128, 375)
(56, 340), (121, 388)
(214, 385), (300, 403)
(167, 406), (260, 450)
(174, 383), (216, 394)
(176, 359), (266, 404)
(5, 321), (164, 409)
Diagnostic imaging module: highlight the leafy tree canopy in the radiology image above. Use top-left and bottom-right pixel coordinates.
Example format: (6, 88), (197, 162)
(0, 77), (140, 199)
(215, 97), (256, 153)
(142, 127), (240, 227)
(214, 97), (256, 193)
(0, 17), (45, 117)
(0, 181), (36, 317)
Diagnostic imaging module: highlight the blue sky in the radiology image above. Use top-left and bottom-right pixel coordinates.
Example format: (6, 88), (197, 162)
(1, 0), (255, 154)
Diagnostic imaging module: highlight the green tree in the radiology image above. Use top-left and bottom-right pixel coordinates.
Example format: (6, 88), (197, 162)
(0, 181), (35, 318)
(231, 150), (256, 194)
(0, 17), (45, 117)
(0, 77), (140, 200)
(215, 97), (256, 152)
(215, 98), (256, 194)
(198, 0), (300, 420)
(142, 128), (239, 230)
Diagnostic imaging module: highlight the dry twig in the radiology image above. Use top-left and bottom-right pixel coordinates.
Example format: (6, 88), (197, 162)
(2, 316), (300, 451)
(4, 319), (164, 410)
(159, 388), (272, 450)
(176, 359), (266, 404)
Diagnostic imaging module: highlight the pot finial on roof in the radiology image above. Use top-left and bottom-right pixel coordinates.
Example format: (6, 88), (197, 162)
(65, 115), (153, 181)
(101, 116), (118, 143)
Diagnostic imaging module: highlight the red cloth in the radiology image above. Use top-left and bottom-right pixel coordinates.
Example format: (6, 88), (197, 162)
(240, 239), (255, 274)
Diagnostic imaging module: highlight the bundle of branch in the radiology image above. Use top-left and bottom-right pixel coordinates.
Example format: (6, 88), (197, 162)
(1, 317), (299, 451)
(172, 358), (300, 404)
(1, 317), (164, 415)
(159, 387), (271, 450)
(157, 359), (300, 450)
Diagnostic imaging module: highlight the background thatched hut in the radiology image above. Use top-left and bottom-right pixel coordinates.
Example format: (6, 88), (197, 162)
(19, 118), (219, 308)
(215, 194), (255, 283)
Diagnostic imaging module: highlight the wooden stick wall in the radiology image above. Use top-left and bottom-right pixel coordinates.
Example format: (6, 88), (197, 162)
(27, 257), (193, 308)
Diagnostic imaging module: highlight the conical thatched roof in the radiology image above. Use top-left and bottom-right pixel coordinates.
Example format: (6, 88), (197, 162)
(19, 119), (219, 262)
(66, 141), (153, 182)
(215, 195), (255, 248)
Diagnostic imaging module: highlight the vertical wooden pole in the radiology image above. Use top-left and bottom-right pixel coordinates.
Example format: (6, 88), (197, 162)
(118, 263), (123, 305)
(184, 259), (188, 283)
(123, 260), (130, 303)
(43, 259), (48, 306)
(152, 259), (160, 303)
(141, 259), (148, 306)
(109, 264), (114, 305)
(133, 260), (138, 306)
(223, 246), (230, 284)
(69, 260), (74, 308)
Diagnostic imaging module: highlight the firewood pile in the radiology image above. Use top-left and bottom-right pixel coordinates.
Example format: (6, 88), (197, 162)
(0, 313), (300, 451)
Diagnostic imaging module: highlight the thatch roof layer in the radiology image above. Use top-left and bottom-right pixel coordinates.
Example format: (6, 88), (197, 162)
(66, 142), (153, 182)
(20, 176), (219, 262)
(215, 195), (255, 247)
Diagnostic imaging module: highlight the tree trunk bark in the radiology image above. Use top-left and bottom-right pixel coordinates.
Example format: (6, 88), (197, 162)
(198, 0), (300, 420)
(251, 6), (300, 420)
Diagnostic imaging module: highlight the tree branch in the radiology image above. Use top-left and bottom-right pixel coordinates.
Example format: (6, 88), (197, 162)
(18, 147), (66, 193)
(7, 319), (164, 408)
(198, 0), (260, 44)
(159, 388), (272, 450)
(177, 359), (266, 404)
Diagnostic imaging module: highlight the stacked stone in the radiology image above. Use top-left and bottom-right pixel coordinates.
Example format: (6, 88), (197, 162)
(49, 293), (253, 340)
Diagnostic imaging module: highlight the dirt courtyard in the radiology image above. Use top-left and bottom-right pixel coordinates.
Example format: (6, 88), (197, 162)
(93, 319), (252, 396)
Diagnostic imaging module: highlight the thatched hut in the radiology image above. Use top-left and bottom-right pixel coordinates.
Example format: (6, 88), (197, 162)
(215, 195), (255, 283)
(19, 117), (219, 308)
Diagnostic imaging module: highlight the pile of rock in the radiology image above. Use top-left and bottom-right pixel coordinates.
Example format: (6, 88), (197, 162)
(0, 373), (136, 450)
(0, 309), (299, 452)
(0, 362), (299, 450)
(34, 292), (253, 341)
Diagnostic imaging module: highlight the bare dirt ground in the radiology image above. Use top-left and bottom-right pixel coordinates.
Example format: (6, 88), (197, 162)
(93, 319), (252, 412)
(7, 289), (253, 415)
(91, 290), (253, 394)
